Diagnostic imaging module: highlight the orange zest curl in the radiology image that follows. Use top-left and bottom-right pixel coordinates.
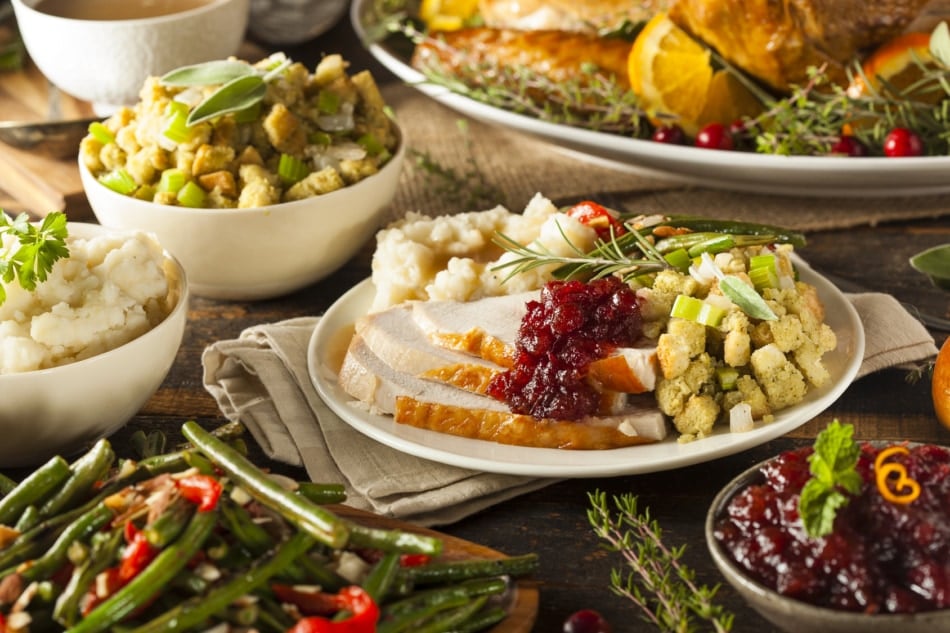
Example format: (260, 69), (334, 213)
(874, 446), (921, 505)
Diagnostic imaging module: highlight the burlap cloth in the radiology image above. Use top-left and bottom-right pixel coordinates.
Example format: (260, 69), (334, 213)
(380, 84), (950, 231)
(202, 83), (942, 527)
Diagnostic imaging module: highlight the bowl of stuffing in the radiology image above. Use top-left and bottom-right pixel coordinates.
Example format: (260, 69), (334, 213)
(11, 0), (249, 116)
(0, 217), (188, 467)
(79, 53), (404, 301)
(706, 421), (950, 633)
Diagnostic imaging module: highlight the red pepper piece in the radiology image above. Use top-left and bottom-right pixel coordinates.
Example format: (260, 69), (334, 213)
(284, 585), (379, 633)
(565, 201), (627, 240)
(272, 583), (341, 616)
(398, 553), (431, 567)
(176, 474), (223, 512)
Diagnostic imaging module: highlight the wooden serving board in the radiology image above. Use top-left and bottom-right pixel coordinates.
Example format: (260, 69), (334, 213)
(0, 61), (95, 218)
(332, 504), (539, 633)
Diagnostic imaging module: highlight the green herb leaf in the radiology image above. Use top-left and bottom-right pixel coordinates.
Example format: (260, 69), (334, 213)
(718, 275), (777, 321)
(160, 60), (256, 86)
(798, 420), (862, 538)
(187, 75), (267, 126)
(909, 243), (950, 290)
(0, 211), (70, 306)
(930, 21), (950, 68)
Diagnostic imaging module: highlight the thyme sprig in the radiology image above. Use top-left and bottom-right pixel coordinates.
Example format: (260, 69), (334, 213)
(491, 221), (670, 284)
(588, 491), (734, 633)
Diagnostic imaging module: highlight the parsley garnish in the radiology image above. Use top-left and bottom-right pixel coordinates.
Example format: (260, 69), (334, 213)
(0, 211), (70, 306)
(797, 420), (863, 538)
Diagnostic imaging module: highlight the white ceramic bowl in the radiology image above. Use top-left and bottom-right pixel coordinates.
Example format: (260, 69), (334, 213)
(706, 451), (950, 633)
(11, 0), (249, 115)
(80, 128), (405, 301)
(248, 0), (348, 45)
(0, 223), (188, 467)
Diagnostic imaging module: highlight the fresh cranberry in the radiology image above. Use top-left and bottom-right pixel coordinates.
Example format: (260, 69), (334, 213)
(830, 135), (868, 157)
(694, 122), (734, 150)
(652, 124), (686, 145)
(883, 128), (925, 157)
(563, 609), (612, 633)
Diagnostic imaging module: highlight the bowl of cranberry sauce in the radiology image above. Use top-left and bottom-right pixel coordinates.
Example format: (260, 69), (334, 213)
(705, 442), (950, 633)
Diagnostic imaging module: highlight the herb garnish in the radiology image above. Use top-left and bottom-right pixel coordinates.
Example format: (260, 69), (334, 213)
(588, 491), (734, 632)
(798, 420), (862, 538)
(0, 211), (70, 307)
(160, 55), (292, 126)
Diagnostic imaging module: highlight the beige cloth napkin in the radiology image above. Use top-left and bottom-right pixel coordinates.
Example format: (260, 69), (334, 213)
(201, 292), (936, 527)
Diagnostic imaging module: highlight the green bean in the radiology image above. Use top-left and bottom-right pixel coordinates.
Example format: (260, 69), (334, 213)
(182, 421), (349, 549)
(377, 594), (470, 633)
(71, 509), (218, 633)
(297, 482), (347, 505)
(219, 499), (272, 555)
(382, 577), (507, 618)
(399, 554), (539, 587)
(14, 505), (40, 532)
(19, 503), (114, 583)
(39, 439), (114, 518)
(416, 595), (488, 633)
(0, 456), (71, 525)
(130, 429), (166, 460)
(363, 551), (400, 603)
(347, 521), (443, 555)
(446, 605), (507, 633)
(174, 420), (245, 451)
(659, 216), (807, 247)
(143, 497), (194, 548)
(53, 528), (123, 628)
(292, 551), (348, 591)
(129, 530), (316, 633)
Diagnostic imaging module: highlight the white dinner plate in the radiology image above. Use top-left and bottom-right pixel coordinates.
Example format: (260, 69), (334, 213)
(307, 262), (865, 477)
(351, 0), (950, 198)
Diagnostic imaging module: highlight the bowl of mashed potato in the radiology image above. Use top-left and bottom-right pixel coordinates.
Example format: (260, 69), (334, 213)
(0, 221), (188, 467)
(79, 53), (404, 301)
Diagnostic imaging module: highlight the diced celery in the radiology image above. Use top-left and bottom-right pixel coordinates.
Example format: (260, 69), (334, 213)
(87, 121), (114, 144)
(158, 169), (187, 194)
(357, 133), (384, 156)
(309, 131), (332, 146)
(749, 266), (779, 291)
(317, 90), (340, 114)
(98, 168), (137, 195)
(163, 101), (192, 143)
(749, 253), (777, 272)
(670, 294), (726, 327)
(176, 181), (207, 208)
(663, 247), (691, 270)
(278, 153), (309, 185)
(132, 184), (156, 201)
(716, 367), (739, 391)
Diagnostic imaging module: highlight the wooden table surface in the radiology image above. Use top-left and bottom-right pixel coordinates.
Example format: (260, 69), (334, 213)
(9, 11), (950, 633)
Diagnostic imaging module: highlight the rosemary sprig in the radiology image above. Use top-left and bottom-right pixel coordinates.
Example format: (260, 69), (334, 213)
(491, 220), (670, 284)
(588, 491), (734, 633)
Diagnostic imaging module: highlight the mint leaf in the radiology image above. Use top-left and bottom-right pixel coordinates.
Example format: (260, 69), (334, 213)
(798, 420), (861, 537)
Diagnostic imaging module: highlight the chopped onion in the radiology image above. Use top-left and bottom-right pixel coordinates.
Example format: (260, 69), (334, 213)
(316, 101), (354, 132)
(689, 252), (720, 285)
(729, 402), (755, 433)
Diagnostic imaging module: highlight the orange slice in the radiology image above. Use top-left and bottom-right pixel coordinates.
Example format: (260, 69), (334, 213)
(419, 0), (479, 31)
(847, 32), (936, 100)
(628, 13), (762, 136)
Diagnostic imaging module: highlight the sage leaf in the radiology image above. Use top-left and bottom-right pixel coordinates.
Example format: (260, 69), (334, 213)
(187, 75), (267, 126)
(160, 60), (256, 87)
(930, 22), (950, 68)
(719, 275), (777, 321)
(910, 243), (950, 290)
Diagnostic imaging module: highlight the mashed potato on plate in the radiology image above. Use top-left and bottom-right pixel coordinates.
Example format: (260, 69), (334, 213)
(0, 230), (171, 374)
